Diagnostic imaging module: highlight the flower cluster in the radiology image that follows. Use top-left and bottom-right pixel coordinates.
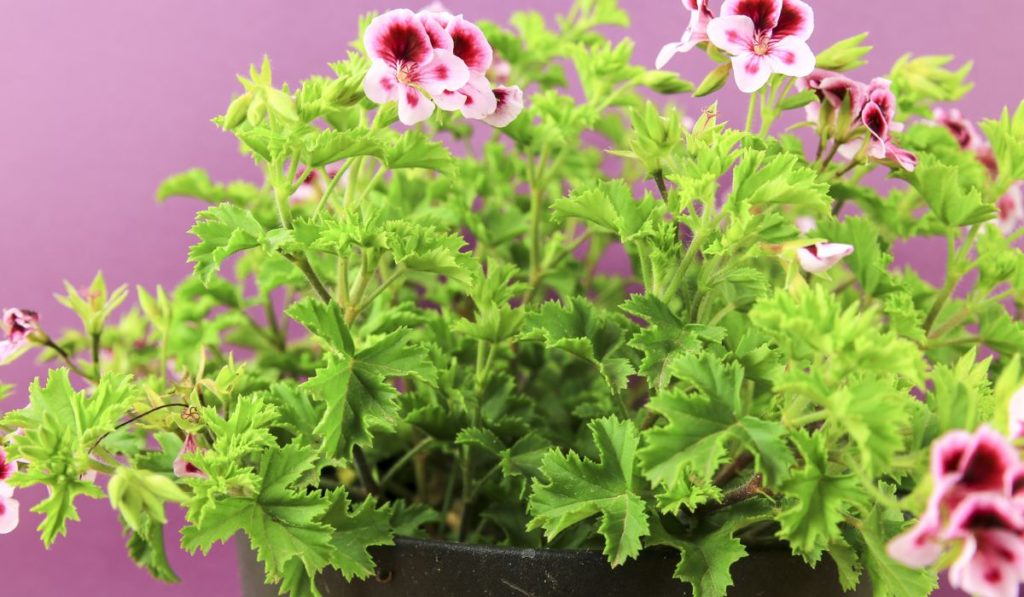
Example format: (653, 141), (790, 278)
(658, 0), (816, 93)
(933, 108), (1024, 233)
(0, 444), (19, 535)
(0, 308), (39, 364)
(887, 405), (1024, 597)
(802, 70), (918, 171)
(362, 8), (523, 126)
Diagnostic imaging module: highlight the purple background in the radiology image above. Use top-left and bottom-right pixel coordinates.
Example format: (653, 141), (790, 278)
(1, 1), (1021, 595)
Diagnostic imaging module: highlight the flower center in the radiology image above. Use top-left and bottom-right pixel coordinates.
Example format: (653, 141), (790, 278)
(396, 61), (416, 85)
(753, 32), (772, 56)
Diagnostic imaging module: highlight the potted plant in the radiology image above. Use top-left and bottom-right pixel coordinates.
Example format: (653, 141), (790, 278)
(3, 0), (1024, 595)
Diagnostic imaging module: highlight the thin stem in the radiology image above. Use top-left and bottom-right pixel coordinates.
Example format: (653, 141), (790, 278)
(43, 338), (97, 382)
(286, 253), (332, 304)
(924, 225), (980, 334)
(354, 165), (386, 206)
(356, 266), (407, 312)
(744, 92), (758, 133)
(653, 169), (669, 200)
(312, 160), (353, 220)
(352, 445), (380, 496)
(90, 331), (102, 379)
(89, 402), (190, 454)
(379, 437), (434, 489)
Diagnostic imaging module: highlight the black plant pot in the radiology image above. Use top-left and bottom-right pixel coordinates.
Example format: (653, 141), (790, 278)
(237, 536), (869, 596)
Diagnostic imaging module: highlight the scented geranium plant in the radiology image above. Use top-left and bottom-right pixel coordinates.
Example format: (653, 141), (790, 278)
(3, 0), (1024, 595)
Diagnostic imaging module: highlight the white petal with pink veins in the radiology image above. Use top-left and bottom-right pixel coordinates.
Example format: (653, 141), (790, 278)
(460, 74), (498, 120)
(398, 86), (436, 126)
(363, 60), (401, 104)
(886, 520), (944, 568)
(483, 86), (524, 128)
(766, 36), (815, 79)
(415, 49), (471, 95)
(364, 9), (434, 66)
(797, 242), (854, 273)
(731, 53), (772, 94)
(706, 15), (756, 56)
(950, 530), (1024, 597)
(433, 89), (468, 112)
(773, 0), (814, 41)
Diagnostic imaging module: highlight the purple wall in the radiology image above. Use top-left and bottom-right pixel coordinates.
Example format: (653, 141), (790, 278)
(1, 1), (1021, 595)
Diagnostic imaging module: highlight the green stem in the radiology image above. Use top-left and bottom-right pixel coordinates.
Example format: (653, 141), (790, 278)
(356, 266), (407, 312)
(379, 437), (434, 489)
(352, 445), (380, 496)
(42, 338), (97, 382)
(924, 225), (980, 334)
(744, 92), (758, 133)
(91, 331), (102, 379)
(312, 160), (353, 219)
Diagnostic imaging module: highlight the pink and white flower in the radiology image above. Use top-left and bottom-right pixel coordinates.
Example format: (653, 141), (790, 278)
(173, 434), (207, 479)
(656, 0), (714, 69)
(420, 13), (498, 120)
(1010, 387), (1024, 440)
(290, 162), (347, 204)
(798, 69), (865, 130)
(794, 216), (817, 234)
(705, 0), (816, 93)
(0, 308), (39, 363)
(945, 494), (1024, 597)
(482, 85), (524, 128)
(934, 108), (988, 153)
(796, 242), (854, 273)
(831, 77), (918, 172)
(997, 184), (1024, 235)
(362, 9), (471, 126)
(0, 482), (19, 535)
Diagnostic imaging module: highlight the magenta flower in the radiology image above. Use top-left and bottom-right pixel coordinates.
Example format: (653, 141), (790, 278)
(833, 77), (918, 172)
(934, 108), (988, 153)
(420, 13), (498, 120)
(799, 69), (865, 129)
(656, 0), (714, 69)
(997, 184), (1024, 235)
(362, 9), (470, 126)
(796, 242), (853, 273)
(945, 494), (1024, 597)
(705, 0), (816, 93)
(0, 308), (39, 363)
(0, 446), (14, 483)
(173, 434), (207, 479)
(482, 86), (524, 128)
(0, 482), (19, 535)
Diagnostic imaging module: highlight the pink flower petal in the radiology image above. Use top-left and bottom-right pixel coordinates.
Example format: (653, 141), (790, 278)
(772, 0), (814, 41)
(731, 53), (772, 93)
(433, 89), (468, 112)
(958, 427), (1020, 495)
(445, 15), (493, 74)
(398, 85), (436, 126)
(884, 143), (918, 172)
(861, 102), (890, 150)
(459, 74), (498, 120)
(706, 15), (756, 56)
(817, 73), (866, 115)
(414, 49), (471, 95)
(656, 7), (712, 68)
(363, 60), (402, 104)
(0, 482), (19, 535)
(949, 530), (1024, 597)
(483, 85), (524, 128)
(997, 184), (1024, 234)
(417, 9), (455, 51)
(766, 36), (815, 79)
(0, 446), (14, 482)
(797, 242), (854, 273)
(364, 9), (434, 67)
(886, 519), (945, 568)
(173, 434), (207, 479)
(721, 0), (782, 31)
(931, 430), (974, 484)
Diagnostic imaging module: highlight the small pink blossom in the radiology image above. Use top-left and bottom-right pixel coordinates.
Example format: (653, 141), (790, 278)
(997, 184), (1024, 235)
(0, 446), (15, 482)
(831, 77), (918, 172)
(482, 86), (524, 128)
(796, 242), (854, 273)
(173, 434), (207, 479)
(290, 162), (347, 204)
(705, 0), (816, 93)
(794, 216), (816, 234)
(798, 69), (865, 130)
(1010, 386), (1024, 440)
(934, 108), (988, 153)
(362, 9), (470, 125)
(656, 0), (714, 69)
(487, 55), (512, 85)
(0, 482), (19, 535)
(0, 308), (39, 363)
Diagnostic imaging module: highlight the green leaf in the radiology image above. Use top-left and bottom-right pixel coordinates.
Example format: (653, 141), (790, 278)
(384, 131), (454, 173)
(156, 168), (266, 205)
(858, 492), (939, 597)
(188, 204), (265, 282)
(815, 33), (871, 72)
(321, 490), (394, 581)
(730, 149), (832, 217)
(523, 297), (635, 392)
(980, 100), (1024, 184)
(384, 221), (477, 286)
(553, 180), (665, 242)
(901, 154), (996, 227)
(776, 431), (867, 564)
(182, 442), (334, 582)
(527, 417), (650, 567)
(286, 297), (355, 355)
(302, 329), (435, 461)
(674, 526), (748, 597)
(303, 129), (386, 167)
